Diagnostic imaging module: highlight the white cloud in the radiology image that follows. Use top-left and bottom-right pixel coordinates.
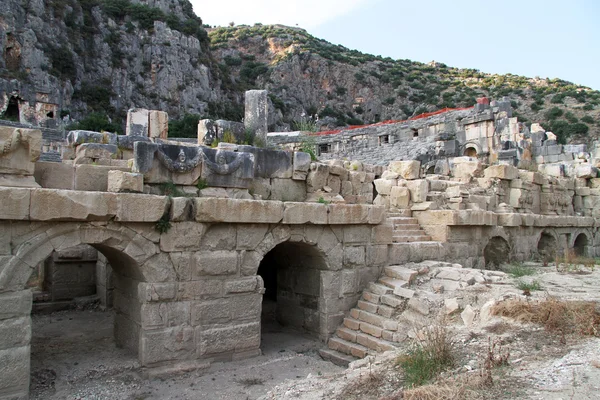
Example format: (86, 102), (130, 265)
(191, 0), (369, 29)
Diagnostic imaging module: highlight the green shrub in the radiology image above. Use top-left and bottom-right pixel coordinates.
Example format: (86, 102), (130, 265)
(503, 263), (536, 278)
(581, 115), (595, 124)
(565, 111), (578, 123)
(530, 102), (542, 112)
(169, 114), (201, 138)
(516, 280), (542, 292)
(583, 104), (593, 111)
(67, 112), (122, 134)
(545, 107), (563, 120)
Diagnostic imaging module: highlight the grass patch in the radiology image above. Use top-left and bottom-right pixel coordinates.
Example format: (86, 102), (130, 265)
(515, 279), (542, 292)
(491, 297), (600, 337)
(503, 263), (536, 278)
(397, 324), (454, 388)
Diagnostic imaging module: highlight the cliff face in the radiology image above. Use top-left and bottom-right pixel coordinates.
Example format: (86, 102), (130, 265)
(0, 0), (224, 130)
(1, 5), (599, 144)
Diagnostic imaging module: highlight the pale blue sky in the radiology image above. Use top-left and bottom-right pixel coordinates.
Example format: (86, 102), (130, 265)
(195, 0), (600, 90)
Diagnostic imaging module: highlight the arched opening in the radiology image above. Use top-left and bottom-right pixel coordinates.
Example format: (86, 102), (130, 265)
(464, 147), (478, 157)
(2, 96), (20, 121)
(22, 239), (144, 398)
(257, 242), (327, 339)
(483, 236), (510, 270)
(573, 233), (588, 257)
(537, 232), (557, 262)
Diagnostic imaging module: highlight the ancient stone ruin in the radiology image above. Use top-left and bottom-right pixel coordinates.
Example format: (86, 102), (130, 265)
(0, 96), (599, 398)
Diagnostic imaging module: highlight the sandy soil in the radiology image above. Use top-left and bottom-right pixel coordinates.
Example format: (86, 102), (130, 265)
(30, 310), (342, 400)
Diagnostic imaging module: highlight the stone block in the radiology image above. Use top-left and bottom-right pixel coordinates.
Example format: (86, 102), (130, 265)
(30, 189), (116, 221)
(148, 110), (168, 139)
(390, 186), (410, 208)
(327, 204), (369, 224)
(34, 162), (74, 190)
(140, 326), (194, 365)
(200, 322), (260, 355)
(116, 193), (169, 222)
(74, 164), (130, 192)
(193, 251), (238, 277)
(389, 160), (420, 180)
(245, 90), (268, 141)
(0, 187), (30, 220)
(107, 170), (143, 193)
(269, 178), (306, 202)
(0, 126), (42, 175)
(406, 179), (428, 203)
(343, 246), (365, 268)
(306, 163), (329, 192)
(373, 178), (395, 195)
(292, 152), (311, 180)
(75, 143), (117, 161)
(177, 280), (223, 300)
(0, 291), (32, 321)
(0, 345), (29, 397)
(483, 165), (518, 180)
(282, 202), (328, 224)
(195, 198), (284, 223)
(0, 317), (31, 351)
(576, 164), (598, 179)
(127, 108), (150, 137)
(160, 222), (208, 252)
(197, 119), (216, 146)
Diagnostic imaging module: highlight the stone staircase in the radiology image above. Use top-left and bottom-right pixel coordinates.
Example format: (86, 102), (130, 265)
(387, 210), (434, 243)
(320, 264), (424, 366)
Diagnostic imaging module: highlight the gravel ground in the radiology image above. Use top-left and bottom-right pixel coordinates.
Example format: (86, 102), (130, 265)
(30, 310), (342, 400)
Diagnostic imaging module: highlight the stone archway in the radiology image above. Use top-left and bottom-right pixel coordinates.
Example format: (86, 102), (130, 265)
(0, 222), (163, 398)
(573, 233), (589, 257)
(464, 146), (478, 157)
(258, 241), (329, 336)
(483, 236), (510, 269)
(537, 231), (557, 262)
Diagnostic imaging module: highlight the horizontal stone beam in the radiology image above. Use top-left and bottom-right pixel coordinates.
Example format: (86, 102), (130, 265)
(194, 198), (385, 225)
(416, 210), (596, 228)
(0, 188), (386, 225)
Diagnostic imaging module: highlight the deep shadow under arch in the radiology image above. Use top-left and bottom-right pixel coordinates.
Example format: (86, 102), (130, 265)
(257, 242), (328, 337)
(573, 233), (589, 257)
(483, 236), (510, 270)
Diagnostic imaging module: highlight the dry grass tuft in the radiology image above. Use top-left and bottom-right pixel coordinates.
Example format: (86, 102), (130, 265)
(402, 375), (484, 400)
(491, 297), (600, 337)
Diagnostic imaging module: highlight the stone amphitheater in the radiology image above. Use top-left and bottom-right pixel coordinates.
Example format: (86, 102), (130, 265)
(0, 91), (599, 399)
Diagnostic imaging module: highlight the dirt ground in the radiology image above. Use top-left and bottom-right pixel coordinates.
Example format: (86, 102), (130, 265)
(30, 310), (342, 400)
(29, 263), (600, 400)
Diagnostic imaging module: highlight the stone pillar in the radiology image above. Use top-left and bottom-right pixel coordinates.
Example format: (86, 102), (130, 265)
(148, 111), (168, 140)
(197, 119), (216, 146)
(0, 290), (32, 399)
(96, 253), (113, 309)
(244, 90), (268, 145)
(126, 108), (150, 137)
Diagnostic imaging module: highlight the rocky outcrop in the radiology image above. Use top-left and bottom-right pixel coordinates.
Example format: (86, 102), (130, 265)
(0, 0), (223, 128)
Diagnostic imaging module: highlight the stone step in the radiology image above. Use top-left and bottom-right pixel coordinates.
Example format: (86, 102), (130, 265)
(387, 217), (418, 225)
(336, 327), (358, 342)
(391, 224), (421, 231)
(357, 300), (378, 314)
(362, 291), (381, 305)
(393, 230), (429, 237)
(343, 317), (361, 330)
(387, 209), (412, 217)
(358, 320), (383, 338)
(392, 235), (433, 243)
(356, 332), (397, 352)
(367, 282), (393, 295)
(328, 337), (368, 358)
(379, 277), (409, 290)
(356, 309), (387, 328)
(319, 348), (358, 367)
(384, 266), (418, 283)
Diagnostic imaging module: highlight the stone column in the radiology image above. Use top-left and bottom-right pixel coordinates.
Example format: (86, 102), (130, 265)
(126, 108), (150, 136)
(244, 90), (268, 145)
(0, 289), (32, 400)
(148, 111), (168, 140)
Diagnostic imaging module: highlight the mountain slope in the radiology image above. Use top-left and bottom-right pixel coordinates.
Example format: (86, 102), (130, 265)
(209, 24), (600, 144)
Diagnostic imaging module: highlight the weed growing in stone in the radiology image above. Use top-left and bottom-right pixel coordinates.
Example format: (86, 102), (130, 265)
(504, 263), (536, 278)
(317, 196), (330, 205)
(159, 181), (187, 197)
(397, 324), (454, 388)
(155, 215), (172, 234)
(516, 280), (542, 292)
(196, 178), (208, 191)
